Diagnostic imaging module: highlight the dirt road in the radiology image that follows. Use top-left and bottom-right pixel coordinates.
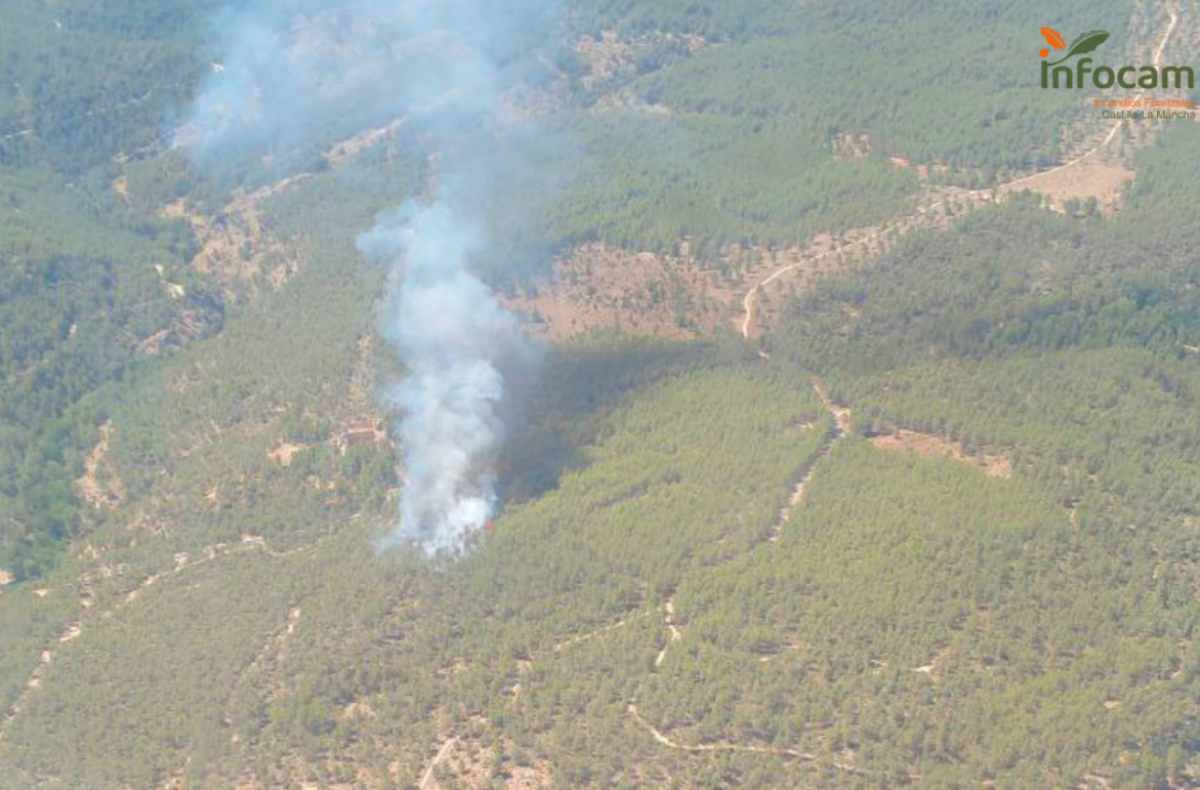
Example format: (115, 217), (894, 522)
(419, 737), (458, 790)
(740, 3), (1181, 340)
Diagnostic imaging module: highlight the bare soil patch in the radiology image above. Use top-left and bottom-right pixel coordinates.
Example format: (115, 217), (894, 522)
(503, 242), (734, 341)
(135, 310), (214, 356)
(832, 131), (872, 160)
(575, 31), (635, 90)
(739, 185), (991, 338)
(507, 763), (554, 790)
(653, 598), (682, 668)
(869, 430), (1011, 478)
(417, 730), (552, 790)
(76, 421), (125, 509)
(267, 442), (307, 467)
(575, 30), (706, 93)
(1001, 158), (1133, 214)
(111, 175), (130, 203)
(159, 116), (409, 299)
(323, 116), (407, 166)
(332, 418), (388, 454)
(162, 190), (301, 296)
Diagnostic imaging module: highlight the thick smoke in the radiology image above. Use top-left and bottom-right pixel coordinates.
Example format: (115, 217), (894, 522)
(183, 0), (561, 552)
(358, 201), (531, 552)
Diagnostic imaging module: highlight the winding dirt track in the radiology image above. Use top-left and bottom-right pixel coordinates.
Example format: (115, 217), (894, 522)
(1005, 3), (1179, 191)
(626, 704), (864, 775)
(700, 7), (1184, 775)
(628, 378), (853, 759)
(4, 8), (1185, 782)
(0, 528), (340, 743)
(652, 598), (682, 668)
(770, 379), (851, 540)
(552, 610), (648, 654)
(419, 737), (458, 790)
(0, 110), (414, 746)
(740, 3), (1181, 340)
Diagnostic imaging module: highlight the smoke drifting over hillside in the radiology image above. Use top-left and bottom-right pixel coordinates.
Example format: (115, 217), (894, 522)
(183, 0), (561, 552)
(180, 0), (555, 161)
(358, 202), (532, 552)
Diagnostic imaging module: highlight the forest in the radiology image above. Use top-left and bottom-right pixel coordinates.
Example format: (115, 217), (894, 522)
(546, 0), (1136, 256)
(0, 0), (1197, 787)
(0, 0), (248, 578)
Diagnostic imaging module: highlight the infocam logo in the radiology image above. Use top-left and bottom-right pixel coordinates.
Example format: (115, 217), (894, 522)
(1038, 26), (1194, 90)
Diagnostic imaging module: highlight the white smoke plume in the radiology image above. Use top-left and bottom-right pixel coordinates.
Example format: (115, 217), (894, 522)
(358, 202), (533, 552)
(177, 0), (551, 171)
(182, 0), (560, 553)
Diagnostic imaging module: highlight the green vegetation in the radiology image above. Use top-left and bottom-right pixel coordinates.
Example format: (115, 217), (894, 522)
(0, 0), (1154, 577)
(748, 124), (1200, 784)
(548, 0), (1135, 256)
(0, 353), (833, 787)
(630, 19), (1079, 173)
(0, 0), (239, 579)
(2, 1), (1198, 787)
(0, 162), (219, 579)
(0, 0), (223, 172)
(550, 113), (919, 257)
(653, 437), (1195, 787)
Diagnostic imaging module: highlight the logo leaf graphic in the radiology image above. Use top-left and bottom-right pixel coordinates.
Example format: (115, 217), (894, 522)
(1049, 29), (1110, 64)
(1040, 26), (1066, 49)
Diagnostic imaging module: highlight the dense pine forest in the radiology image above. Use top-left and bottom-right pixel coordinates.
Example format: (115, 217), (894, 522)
(1, 0), (1198, 787)
(0, 0), (1147, 577)
(0, 0), (225, 578)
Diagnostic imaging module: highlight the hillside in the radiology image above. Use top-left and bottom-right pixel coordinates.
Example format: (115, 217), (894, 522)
(1, 0), (1198, 788)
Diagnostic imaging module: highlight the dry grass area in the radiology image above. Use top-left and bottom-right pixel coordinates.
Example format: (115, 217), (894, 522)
(832, 131), (872, 160)
(1001, 157), (1134, 214)
(574, 31), (636, 90)
(739, 185), (991, 338)
(503, 242), (735, 341)
(76, 421), (125, 509)
(161, 115), (421, 299)
(413, 728), (553, 790)
(506, 194), (993, 343)
(323, 117), (407, 166)
(869, 429), (1012, 479)
(111, 175), (130, 203)
(575, 30), (706, 92)
(267, 442), (307, 467)
(161, 182), (303, 296)
(505, 184), (982, 342)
